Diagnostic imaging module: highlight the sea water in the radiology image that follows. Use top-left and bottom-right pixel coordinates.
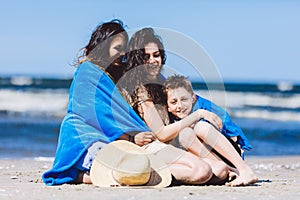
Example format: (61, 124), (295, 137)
(0, 76), (299, 159)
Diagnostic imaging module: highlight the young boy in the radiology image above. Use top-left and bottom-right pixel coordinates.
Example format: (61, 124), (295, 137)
(164, 74), (239, 149)
(163, 75), (257, 186)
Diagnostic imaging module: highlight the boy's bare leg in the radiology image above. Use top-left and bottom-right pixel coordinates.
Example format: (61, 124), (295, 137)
(178, 128), (230, 184)
(179, 127), (220, 159)
(194, 121), (258, 186)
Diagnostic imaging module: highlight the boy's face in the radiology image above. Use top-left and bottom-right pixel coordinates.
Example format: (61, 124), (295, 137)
(166, 87), (195, 119)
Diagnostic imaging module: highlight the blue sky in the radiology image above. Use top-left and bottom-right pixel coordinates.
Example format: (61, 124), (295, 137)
(0, 0), (299, 83)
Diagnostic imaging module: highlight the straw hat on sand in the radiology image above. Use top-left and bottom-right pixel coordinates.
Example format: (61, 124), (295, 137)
(90, 140), (172, 188)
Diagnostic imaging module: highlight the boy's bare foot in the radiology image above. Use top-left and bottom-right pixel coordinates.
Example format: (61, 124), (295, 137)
(228, 171), (238, 182)
(225, 168), (258, 186)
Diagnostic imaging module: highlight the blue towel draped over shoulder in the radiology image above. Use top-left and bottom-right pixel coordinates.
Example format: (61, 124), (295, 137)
(42, 61), (150, 186)
(193, 95), (252, 151)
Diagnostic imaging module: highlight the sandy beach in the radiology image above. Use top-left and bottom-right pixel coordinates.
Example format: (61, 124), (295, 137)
(0, 156), (299, 200)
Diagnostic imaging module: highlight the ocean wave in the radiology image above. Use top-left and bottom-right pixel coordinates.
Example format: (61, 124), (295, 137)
(196, 90), (300, 109)
(233, 110), (300, 122)
(277, 81), (294, 92)
(0, 89), (68, 118)
(0, 76), (72, 89)
(1, 87), (299, 122)
(33, 157), (55, 162)
(10, 76), (33, 86)
(195, 90), (300, 122)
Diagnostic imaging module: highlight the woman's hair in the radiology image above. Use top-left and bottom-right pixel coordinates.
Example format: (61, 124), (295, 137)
(126, 28), (166, 71)
(163, 74), (194, 95)
(120, 28), (166, 94)
(118, 28), (168, 119)
(74, 19), (128, 67)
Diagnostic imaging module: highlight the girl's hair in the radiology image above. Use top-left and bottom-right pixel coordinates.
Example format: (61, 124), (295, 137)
(74, 19), (128, 67)
(163, 74), (194, 95)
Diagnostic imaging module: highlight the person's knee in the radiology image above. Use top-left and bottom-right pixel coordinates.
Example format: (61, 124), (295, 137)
(194, 121), (211, 139)
(188, 161), (212, 184)
(213, 161), (229, 180)
(171, 153), (213, 184)
(194, 162), (213, 183)
(178, 128), (196, 149)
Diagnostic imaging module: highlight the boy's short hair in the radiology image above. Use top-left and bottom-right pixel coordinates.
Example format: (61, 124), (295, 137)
(163, 74), (194, 95)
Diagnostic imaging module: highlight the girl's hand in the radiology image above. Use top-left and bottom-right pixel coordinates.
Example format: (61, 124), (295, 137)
(134, 132), (155, 146)
(198, 109), (223, 131)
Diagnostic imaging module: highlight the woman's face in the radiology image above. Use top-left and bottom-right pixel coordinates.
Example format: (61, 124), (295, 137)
(109, 35), (127, 67)
(144, 42), (162, 78)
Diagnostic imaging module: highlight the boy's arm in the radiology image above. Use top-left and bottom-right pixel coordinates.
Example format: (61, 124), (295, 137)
(193, 95), (252, 151)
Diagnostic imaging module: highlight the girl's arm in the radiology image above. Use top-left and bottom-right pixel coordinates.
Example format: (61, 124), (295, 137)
(140, 101), (222, 142)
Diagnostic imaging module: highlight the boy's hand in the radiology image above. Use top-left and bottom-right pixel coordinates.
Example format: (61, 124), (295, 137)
(199, 109), (223, 131)
(134, 132), (155, 146)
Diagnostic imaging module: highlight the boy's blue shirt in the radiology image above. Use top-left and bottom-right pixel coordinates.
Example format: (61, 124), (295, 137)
(193, 95), (252, 151)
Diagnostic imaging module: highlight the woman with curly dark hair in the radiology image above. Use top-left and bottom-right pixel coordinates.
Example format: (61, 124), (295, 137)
(120, 28), (169, 125)
(119, 28), (217, 185)
(120, 27), (257, 186)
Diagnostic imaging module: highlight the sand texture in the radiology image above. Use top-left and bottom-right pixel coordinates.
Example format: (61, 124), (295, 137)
(1, 156), (300, 200)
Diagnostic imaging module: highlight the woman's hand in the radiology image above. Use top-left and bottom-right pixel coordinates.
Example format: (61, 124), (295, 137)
(197, 109), (223, 131)
(134, 132), (155, 146)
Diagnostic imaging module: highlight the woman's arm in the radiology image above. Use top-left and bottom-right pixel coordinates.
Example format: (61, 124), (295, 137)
(118, 132), (155, 146)
(140, 101), (222, 142)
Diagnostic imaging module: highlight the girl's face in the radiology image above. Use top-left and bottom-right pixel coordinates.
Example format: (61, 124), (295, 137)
(109, 35), (127, 67)
(166, 87), (195, 119)
(143, 42), (162, 78)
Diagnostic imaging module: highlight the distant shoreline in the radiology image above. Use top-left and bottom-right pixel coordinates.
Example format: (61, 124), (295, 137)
(1, 76), (300, 92)
(1, 73), (300, 85)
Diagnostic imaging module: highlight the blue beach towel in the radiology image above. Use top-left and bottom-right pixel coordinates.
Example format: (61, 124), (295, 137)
(42, 61), (150, 186)
(193, 95), (252, 151)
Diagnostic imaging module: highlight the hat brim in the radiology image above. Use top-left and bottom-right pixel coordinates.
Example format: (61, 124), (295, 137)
(90, 140), (171, 188)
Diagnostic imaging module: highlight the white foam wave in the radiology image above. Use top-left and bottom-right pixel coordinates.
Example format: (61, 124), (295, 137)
(233, 110), (300, 122)
(195, 90), (300, 109)
(0, 89), (68, 117)
(277, 81), (293, 92)
(33, 157), (55, 162)
(1, 88), (299, 122)
(194, 90), (300, 122)
(10, 76), (33, 86)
